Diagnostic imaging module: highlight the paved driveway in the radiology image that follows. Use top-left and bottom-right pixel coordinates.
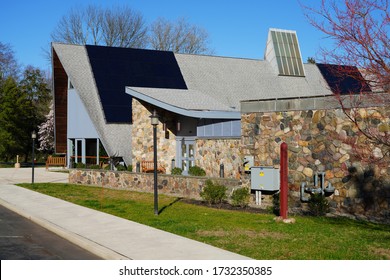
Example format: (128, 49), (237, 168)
(0, 167), (68, 185)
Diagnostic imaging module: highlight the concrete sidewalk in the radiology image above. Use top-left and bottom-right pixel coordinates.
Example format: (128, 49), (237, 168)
(0, 168), (250, 260)
(0, 167), (68, 185)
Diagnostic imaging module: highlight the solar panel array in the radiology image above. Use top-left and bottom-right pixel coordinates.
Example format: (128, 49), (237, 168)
(316, 63), (371, 94)
(86, 45), (187, 123)
(269, 29), (305, 77)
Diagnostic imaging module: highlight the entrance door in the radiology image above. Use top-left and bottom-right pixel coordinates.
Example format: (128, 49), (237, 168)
(177, 138), (195, 175)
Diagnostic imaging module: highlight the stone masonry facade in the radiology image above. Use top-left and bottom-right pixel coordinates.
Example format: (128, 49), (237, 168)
(241, 106), (390, 222)
(196, 138), (241, 179)
(125, 98), (389, 222)
(131, 99), (176, 172)
(131, 98), (242, 178)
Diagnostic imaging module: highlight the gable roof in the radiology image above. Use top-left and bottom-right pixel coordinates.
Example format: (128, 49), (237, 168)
(54, 41), (336, 124)
(126, 53), (333, 118)
(52, 43), (133, 164)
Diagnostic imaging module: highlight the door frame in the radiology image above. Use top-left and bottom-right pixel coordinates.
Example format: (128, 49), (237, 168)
(176, 137), (196, 175)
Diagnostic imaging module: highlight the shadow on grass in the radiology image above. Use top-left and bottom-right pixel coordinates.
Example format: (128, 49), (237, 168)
(320, 216), (390, 233)
(159, 197), (182, 215)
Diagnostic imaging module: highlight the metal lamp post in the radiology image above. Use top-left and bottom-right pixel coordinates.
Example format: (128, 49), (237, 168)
(150, 110), (159, 215)
(31, 130), (36, 184)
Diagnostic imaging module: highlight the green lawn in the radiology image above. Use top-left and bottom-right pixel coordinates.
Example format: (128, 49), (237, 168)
(18, 183), (390, 260)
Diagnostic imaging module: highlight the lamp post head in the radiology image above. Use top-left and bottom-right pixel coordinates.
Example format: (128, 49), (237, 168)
(31, 130), (37, 139)
(150, 110), (159, 127)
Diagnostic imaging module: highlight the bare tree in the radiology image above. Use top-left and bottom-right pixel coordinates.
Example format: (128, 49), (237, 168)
(51, 7), (87, 45)
(86, 5), (103, 45)
(51, 5), (148, 48)
(51, 6), (212, 54)
(0, 42), (20, 80)
(149, 17), (213, 54)
(302, 0), (389, 91)
(302, 0), (389, 160)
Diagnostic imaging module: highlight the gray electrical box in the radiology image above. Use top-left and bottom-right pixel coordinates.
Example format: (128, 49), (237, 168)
(251, 166), (280, 191)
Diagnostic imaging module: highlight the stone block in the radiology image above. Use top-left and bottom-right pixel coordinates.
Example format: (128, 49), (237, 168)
(339, 154), (350, 163)
(303, 167), (313, 177)
(298, 140), (309, 147)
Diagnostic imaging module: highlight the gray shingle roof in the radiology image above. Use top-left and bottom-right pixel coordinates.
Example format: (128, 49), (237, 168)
(52, 43), (132, 165)
(129, 53), (333, 113)
(175, 53), (332, 104)
(128, 88), (231, 111)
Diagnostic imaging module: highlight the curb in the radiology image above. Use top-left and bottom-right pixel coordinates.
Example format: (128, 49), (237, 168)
(0, 198), (130, 260)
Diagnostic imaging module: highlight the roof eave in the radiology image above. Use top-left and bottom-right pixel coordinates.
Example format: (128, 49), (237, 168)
(126, 87), (240, 119)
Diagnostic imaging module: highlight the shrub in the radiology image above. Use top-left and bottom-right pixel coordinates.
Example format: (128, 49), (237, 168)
(188, 165), (206, 176)
(230, 187), (250, 208)
(308, 193), (330, 216)
(88, 164), (100, 169)
(171, 167), (183, 175)
(127, 165), (133, 172)
(200, 179), (227, 207)
(116, 164), (127, 171)
(75, 162), (86, 169)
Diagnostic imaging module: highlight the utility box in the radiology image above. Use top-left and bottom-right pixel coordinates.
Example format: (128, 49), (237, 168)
(243, 155), (254, 173)
(251, 166), (280, 191)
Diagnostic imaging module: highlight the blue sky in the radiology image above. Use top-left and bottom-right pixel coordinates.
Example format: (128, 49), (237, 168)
(1, 0), (329, 72)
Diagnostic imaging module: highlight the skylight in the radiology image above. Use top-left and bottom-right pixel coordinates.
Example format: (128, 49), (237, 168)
(265, 28), (305, 77)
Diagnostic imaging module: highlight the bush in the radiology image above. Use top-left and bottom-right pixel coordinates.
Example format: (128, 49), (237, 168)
(116, 164), (127, 171)
(75, 162), (86, 169)
(171, 167), (183, 175)
(200, 179), (227, 207)
(230, 187), (250, 208)
(88, 164), (100, 169)
(127, 165), (133, 172)
(308, 193), (330, 216)
(188, 165), (206, 176)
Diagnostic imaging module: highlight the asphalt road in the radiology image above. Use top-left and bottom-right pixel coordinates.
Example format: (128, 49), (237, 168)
(0, 205), (102, 260)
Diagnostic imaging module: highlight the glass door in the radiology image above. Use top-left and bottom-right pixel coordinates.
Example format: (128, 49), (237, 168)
(178, 138), (195, 175)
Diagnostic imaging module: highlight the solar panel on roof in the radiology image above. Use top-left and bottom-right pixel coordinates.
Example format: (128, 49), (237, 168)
(317, 63), (372, 94)
(266, 29), (305, 77)
(86, 45), (187, 123)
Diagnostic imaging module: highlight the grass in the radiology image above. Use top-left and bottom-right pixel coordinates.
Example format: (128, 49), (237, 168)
(18, 183), (390, 260)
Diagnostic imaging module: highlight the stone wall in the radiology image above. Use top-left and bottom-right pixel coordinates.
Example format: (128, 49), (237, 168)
(241, 106), (390, 222)
(196, 138), (241, 179)
(131, 99), (242, 178)
(131, 99), (176, 173)
(69, 169), (241, 200)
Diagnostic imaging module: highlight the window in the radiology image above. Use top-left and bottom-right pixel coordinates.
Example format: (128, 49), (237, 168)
(197, 119), (241, 137)
(268, 29), (305, 77)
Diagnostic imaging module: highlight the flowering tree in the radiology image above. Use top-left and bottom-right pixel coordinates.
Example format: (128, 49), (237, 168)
(302, 0), (390, 161)
(38, 104), (54, 154)
(302, 0), (389, 89)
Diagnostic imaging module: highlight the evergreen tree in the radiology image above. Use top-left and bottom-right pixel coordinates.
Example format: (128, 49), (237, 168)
(0, 68), (51, 162)
(0, 77), (33, 161)
(20, 67), (51, 126)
